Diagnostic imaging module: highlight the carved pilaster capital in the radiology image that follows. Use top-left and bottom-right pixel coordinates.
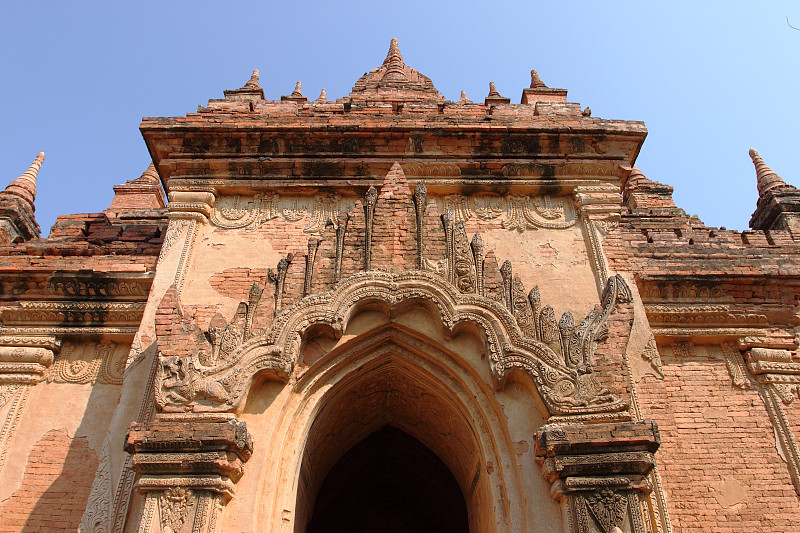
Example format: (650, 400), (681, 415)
(745, 347), (800, 404)
(167, 189), (216, 220)
(573, 185), (623, 219)
(125, 415), (252, 533)
(535, 421), (660, 533)
(0, 335), (60, 384)
(125, 415), (252, 498)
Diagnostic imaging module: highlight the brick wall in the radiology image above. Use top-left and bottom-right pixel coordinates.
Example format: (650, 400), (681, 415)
(0, 429), (99, 532)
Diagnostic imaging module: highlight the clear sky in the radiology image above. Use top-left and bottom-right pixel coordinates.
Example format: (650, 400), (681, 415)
(1, 1), (798, 235)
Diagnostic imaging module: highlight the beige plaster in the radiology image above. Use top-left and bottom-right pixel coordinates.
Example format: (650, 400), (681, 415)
(0, 382), (121, 503)
(480, 224), (598, 318)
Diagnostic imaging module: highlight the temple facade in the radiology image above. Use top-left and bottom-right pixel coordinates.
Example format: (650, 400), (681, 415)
(0, 39), (799, 532)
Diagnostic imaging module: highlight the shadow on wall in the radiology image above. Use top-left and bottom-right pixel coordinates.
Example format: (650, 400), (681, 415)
(0, 382), (117, 532)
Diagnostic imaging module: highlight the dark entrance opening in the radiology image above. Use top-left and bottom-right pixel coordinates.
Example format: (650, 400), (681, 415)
(307, 425), (469, 533)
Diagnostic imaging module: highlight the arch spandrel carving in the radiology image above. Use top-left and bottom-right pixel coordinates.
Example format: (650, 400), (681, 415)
(153, 268), (632, 422)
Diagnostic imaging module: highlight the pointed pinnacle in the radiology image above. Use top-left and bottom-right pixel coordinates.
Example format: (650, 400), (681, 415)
(316, 88), (327, 102)
(138, 163), (159, 184)
(530, 69), (547, 88)
(457, 90), (471, 104)
(5, 152), (45, 205)
(244, 69), (260, 89)
(624, 166), (646, 191)
(749, 148), (786, 196)
(488, 82), (501, 97)
(381, 37), (407, 82)
(291, 81), (303, 97)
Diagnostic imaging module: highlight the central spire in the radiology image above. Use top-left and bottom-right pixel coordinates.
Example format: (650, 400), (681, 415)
(348, 38), (443, 103)
(381, 38), (408, 82)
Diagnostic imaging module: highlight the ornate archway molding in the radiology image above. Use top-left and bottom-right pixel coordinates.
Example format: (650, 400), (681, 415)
(153, 269), (633, 422)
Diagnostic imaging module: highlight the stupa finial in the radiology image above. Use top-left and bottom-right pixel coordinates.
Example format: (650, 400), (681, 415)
(5, 152), (45, 206)
(381, 38), (408, 82)
(530, 69), (547, 88)
(291, 81), (303, 97)
(749, 148), (786, 197)
(244, 69), (260, 89)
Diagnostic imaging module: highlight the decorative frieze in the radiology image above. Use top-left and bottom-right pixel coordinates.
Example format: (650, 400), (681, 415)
(210, 193), (356, 234)
(209, 192), (577, 233)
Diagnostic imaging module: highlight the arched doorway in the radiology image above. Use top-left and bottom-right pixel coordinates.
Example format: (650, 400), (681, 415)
(285, 322), (518, 532)
(307, 425), (468, 533)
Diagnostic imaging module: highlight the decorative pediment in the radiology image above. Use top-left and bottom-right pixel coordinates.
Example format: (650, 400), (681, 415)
(153, 162), (631, 421)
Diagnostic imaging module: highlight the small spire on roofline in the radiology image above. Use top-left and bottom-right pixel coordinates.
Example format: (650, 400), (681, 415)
(530, 69), (548, 89)
(244, 69), (260, 89)
(749, 148), (787, 197)
(5, 152), (45, 206)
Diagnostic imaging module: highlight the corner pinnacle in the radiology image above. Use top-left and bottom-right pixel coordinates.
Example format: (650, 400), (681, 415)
(138, 163), (160, 184)
(244, 69), (260, 89)
(5, 152), (45, 206)
(530, 69), (548, 88)
(291, 81), (303, 97)
(749, 148), (786, 196)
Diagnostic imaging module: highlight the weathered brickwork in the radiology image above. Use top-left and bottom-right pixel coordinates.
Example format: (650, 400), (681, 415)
(0, 39), (797, 533)
(0, 429), (99, 532)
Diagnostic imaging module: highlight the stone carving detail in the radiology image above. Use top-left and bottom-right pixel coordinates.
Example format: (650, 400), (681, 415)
(159, 219), (189, 263)
(78, 438), (113, 533)
(334, 212), (350, 282)
(363, 187), (378, 271)
(304, 237), (321, 296)
(46, 273), (149, 300)
(639, 280), (729, 302)
(442, 195), (473, 224)
(502, 195), (576, 231)
(585, 489), (628, 533)
(721, 342), (749, 389)
(435, 194), (576, 230)
(744, 347), (800, 495)
(153, 268), (630, 418)
(470, 233), (484, 295)
(0, 383), (22, 408)
(158, 356), (234, 412)
(0, 301), (146, 327)
(412, 182), (427, 269)
(47, 342), (123, 385)
(474, 195), (504, 220)
(210, 193), (355, 234)
(153, 179), (629, 419)
(641, 335), (664, 379)
(159, 487), (194, 533)
(672, 341), (694, 358)
(451, 222), (476, 293)
(268, 256), (291, 315)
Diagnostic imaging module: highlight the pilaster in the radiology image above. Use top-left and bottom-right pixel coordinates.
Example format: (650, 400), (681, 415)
(0, 335), (61, 471)
(124, 415), (252, 533)
(535, 421), (660, 533)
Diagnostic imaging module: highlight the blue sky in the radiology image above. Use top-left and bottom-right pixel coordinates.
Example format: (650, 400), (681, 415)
(1, 1), (798, 234)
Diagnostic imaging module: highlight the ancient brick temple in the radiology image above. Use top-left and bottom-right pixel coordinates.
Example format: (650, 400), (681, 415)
(0, 39), (799, 533)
